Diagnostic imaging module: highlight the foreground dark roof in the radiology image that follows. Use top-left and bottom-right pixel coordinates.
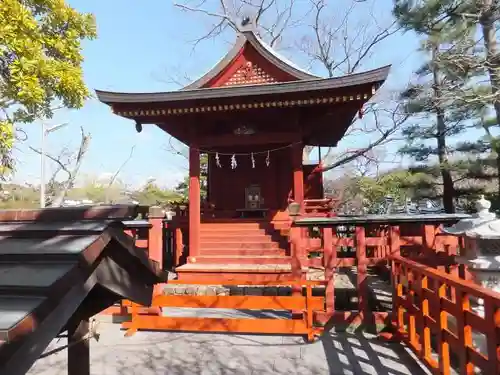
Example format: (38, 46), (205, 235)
(0, 205), (165, 375)
(95, 65), (391, 105)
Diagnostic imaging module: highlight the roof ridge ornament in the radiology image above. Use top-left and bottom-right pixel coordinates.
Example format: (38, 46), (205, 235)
(239, 14), (257, 33)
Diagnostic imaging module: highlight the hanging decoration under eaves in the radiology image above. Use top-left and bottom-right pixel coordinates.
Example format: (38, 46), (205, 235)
(214, 152), (270, 169)
(188, 141), (303, 169)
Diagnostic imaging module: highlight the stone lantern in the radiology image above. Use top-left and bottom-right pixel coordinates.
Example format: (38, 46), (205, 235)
(442, 196), (500, 357)
(442, 196), (500, 303)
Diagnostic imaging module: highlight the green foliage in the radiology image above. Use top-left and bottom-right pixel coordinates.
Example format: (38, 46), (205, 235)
(0, 183), (38, 208)
(175, 154), (208, 200)
(0, 0), (96, 173)
(133, 181), (181, 206)
(354, 170), (424, 208)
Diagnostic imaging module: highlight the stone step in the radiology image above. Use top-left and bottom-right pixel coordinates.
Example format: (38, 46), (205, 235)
(201, 223), (290, 230)
(199, 234), (274, 242)
(175, 263), (307, 283)
(190, 255), (292, 264)
(201, 222), (271, 229)
(162, 284), (294, 296)
(200, 229), (273, 236)
(200, 248), (286, 256)
(200, 241), (281, 250)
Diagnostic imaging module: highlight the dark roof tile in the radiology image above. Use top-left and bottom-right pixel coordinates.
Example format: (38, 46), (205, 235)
(0, 262), (76, 289)
(0, 296), (45, 332)
(0, 205), (147, 222)
(0, 220), (115, 233)
(0, 235), (101, 255)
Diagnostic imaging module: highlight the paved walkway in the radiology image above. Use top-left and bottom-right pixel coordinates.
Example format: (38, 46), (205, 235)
(28, 323), (431, 375)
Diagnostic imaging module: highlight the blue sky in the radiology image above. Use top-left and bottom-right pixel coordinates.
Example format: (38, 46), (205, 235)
(12, 0), (423, 189)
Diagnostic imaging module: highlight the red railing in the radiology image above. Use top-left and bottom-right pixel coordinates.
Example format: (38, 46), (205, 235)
(122, 279), (325, 342)
(290, 215), (471, 328)
(391, 255), (500, 374)
(109, 208), (500, 374)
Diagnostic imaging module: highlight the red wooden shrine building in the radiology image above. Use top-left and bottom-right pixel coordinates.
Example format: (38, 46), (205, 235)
(96, 21), (390, 281)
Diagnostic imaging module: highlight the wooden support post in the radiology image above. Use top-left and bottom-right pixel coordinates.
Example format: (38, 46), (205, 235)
(422, 224), (437, 266)
(175, 227), (183, 267)
(292, 142), (304, 206)
(355, 226), (369, 326)
(389, 224), (400, 327)
(290, 224), (303, 319)
(389, 225), (401, 257)
(189, 145), (201, 262)
(148, 206), (164, 265)
(68, 319), (90, 375)
(323, 227), (335, 315)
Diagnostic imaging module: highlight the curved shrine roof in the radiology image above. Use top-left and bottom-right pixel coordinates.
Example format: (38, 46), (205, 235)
(96, 65), (390, 104)
(95, 24), (391, 147)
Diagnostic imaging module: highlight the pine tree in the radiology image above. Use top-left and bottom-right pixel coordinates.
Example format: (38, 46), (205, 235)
(394, 0), (484, 212)
(396, 0), (500, 205)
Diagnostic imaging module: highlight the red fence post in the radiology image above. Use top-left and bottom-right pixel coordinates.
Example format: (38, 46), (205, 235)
(355, 225), (369, 325)
(148, 206), (165, 266)
(323, 227), (335, 316)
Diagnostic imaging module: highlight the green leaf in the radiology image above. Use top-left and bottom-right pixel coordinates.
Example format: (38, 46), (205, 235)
(0, 0), (96, 178)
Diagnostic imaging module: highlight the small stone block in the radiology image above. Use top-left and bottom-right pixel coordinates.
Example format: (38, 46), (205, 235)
(230, 287), (244, 296)
(175, 287), (186, 295)
(278, 287), (291, 296)
(206, 287), (217, 296)
(245, 287), (263, 296)
(263, 287), (278, 296)
(163, 286), (175, 295)
(217, 288), (229, 296)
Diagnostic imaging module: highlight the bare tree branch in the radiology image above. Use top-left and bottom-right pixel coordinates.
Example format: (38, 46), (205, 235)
(320, 103), (409, 173)
(168, 0), (404, 174)
(104, 145), (136, 203)
(30, 126), (91, 207)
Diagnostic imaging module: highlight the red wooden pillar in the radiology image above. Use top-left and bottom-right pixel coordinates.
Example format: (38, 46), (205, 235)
(292, 142), (304, 205)
(323, 227), (335, 316)
(355, 225), (369, 325)
(291, 142), (305, 317)
(148, 206), (164, 265)
(188, 145), (201, 262)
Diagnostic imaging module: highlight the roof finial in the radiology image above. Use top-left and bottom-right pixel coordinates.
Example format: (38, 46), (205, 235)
(239, 14), (256, 32)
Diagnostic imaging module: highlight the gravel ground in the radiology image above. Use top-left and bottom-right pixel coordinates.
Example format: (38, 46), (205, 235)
(28, 322), (431, 375)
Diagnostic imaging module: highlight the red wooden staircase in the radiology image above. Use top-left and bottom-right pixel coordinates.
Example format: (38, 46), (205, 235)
(175, 219), (306, 282)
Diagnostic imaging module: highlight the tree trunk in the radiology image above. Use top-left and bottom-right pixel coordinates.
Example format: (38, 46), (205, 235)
(479, 0), (500, 197)
(432, 44), (455, 213)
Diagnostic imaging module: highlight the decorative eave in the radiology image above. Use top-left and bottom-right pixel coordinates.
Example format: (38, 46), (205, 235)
(111, 91), (373, 118)
(183, 30), (318, 90)
(96, 65), (391, 107)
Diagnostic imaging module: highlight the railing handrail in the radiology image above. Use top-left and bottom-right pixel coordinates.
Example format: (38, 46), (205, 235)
(122, 219), (152, 229)
(293, 213), (471, 226)
(390, 254), (500, 300)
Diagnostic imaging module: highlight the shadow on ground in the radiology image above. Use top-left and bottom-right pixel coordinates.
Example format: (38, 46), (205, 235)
(28, 324), (430, 375)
